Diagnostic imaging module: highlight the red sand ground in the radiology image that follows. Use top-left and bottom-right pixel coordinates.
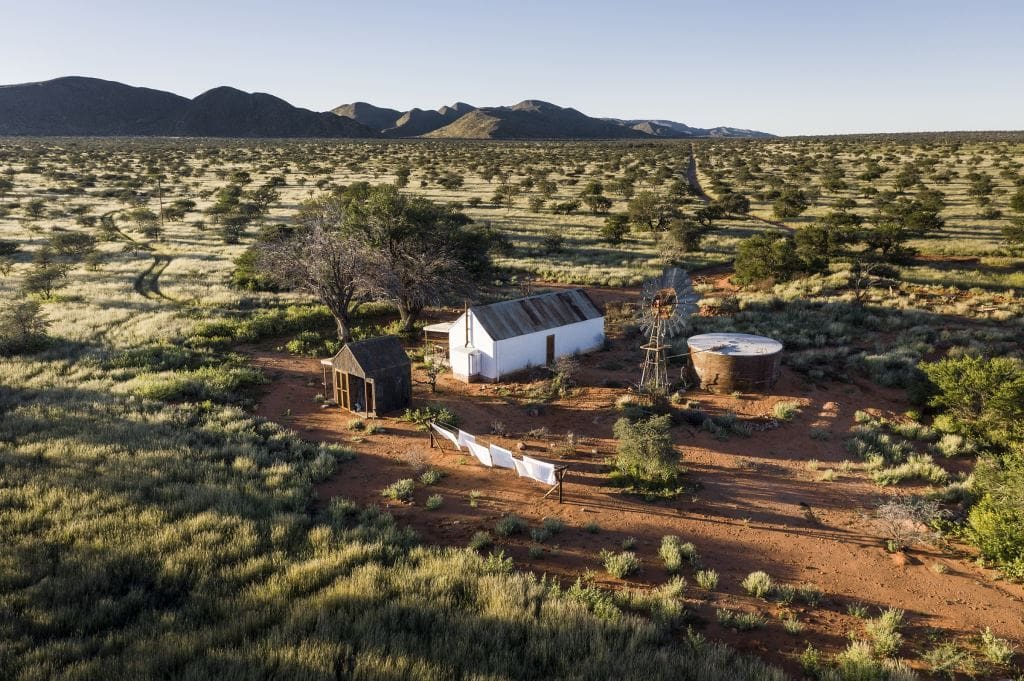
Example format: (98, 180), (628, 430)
(246, 289), (1023, 677)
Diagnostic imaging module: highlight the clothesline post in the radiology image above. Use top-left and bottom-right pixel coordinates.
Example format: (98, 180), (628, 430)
(543, 465), (569, 504)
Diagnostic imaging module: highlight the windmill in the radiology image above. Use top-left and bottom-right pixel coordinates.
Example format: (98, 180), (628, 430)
(637, 267), (700, 393)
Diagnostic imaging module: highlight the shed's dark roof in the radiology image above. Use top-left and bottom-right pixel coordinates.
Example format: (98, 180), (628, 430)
(471, 289), (603, 341)
(332, 336), (410, 372)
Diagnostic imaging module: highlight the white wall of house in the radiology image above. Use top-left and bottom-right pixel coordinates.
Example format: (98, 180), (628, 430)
(449, 311), (495, 380)
(449, 312), (604, 382)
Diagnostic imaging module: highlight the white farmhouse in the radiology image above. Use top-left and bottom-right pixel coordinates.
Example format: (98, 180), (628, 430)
(444, 289), (605, 382)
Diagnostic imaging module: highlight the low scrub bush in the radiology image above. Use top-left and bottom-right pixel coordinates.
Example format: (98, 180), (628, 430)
(921, 642), (976, 679)
(419, 468), (443, 485)
(495, 513), (528, 537)
(740, 571), (773, 599)
(468, 531), (492, 551)
(424, 494), (443, 510)
(600, 550), (640, 579)
(979, 627), (1015, 666)
(658, 535), (699, 573)
(871, 454), (949, 486)
(695, 569), (719, 591)
(381, 478), (416, 501)
(566, 578), (621, 622)
(863, 608), (904, 658)
(403, 405), (459, 431)
(716, 608), (765, 631)
(772, 401), (801, 421)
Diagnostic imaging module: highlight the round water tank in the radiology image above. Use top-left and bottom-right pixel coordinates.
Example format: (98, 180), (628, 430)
(687, 333), (783, 394)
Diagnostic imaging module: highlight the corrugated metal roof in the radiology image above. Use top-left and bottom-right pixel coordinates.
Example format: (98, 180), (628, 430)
(330, 336), (410, 373)
(471, 289), (603, 341)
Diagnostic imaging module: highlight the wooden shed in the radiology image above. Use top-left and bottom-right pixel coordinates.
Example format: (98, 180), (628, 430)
(321, 336), (412, 417)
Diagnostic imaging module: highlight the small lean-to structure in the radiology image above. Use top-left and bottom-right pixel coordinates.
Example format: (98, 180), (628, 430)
(447, 289), (605, 382)
(687, 332), (783, 394)
(321, 336), (411, 416)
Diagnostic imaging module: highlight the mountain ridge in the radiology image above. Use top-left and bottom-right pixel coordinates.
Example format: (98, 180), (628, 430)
(337, 99), (773, 139)
(0, 76), (773, 139)
(0, 76), (376, 138)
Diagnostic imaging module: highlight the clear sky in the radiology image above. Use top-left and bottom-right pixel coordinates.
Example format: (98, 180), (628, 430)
(2, 0), (1021, 135)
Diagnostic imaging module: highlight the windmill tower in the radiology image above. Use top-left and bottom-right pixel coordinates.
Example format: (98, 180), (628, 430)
(638, 267), (700, 394)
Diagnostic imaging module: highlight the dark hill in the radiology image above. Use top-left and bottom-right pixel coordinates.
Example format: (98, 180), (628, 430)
(331, 101), (402, 131)
(383, 105), (472, 137)
(175, 87), (373, 138)
(0, 76), (187, 136)
(0, 77), (376, 138)
(426, 100), (649, 139)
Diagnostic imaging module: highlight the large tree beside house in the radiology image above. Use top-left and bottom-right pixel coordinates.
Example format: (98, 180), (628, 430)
(256, 183), (493, 340)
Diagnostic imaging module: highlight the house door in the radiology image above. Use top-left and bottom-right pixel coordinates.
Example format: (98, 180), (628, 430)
(365, 380), (375, 416)
(546, 334), (555, 365)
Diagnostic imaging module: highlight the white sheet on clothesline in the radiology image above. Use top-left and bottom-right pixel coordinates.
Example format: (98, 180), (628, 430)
(488, 444), (516, 469)
(457, 430), (476, 449)
(431, 423), (461, 449)
(512, 458), (530, 478)
(468, 441), (493, 467)
(521, 455), (557, 485)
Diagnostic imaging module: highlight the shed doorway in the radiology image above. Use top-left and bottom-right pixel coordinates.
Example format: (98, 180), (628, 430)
(546, 334), (555, 364)
(335, 371), (373, 415)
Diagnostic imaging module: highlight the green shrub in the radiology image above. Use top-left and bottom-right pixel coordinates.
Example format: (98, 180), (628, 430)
(781, 616), (804, 635)
(716, 608), (765, 631)
(495, 513), (527, 537)
(833, 640), (916, 681)
(611, 415), (680, 493)
(740, 571), (773, 599)
(530, 527), (551, 544)
(659, 535), (698, 573)
(922, 355), (1024, 450)
(468, 531), (492, 551)
(284, 330), (339, 357)
(381, 478), (415, 501)
(566, 578), (621, 622)
(481, 549), (514, 574)
(979, 627), (1015, 666)
(600, 550), (640, 579)
(695, 569), (719, 592)
(542, 517), (565, 534)
(772, 401), (801, 421)
(871, 454), (949, 486)
(403, 405), (459, 431)
(419, 468), (443, 485)
(922, 643), (976, 679)
(424, 494), (443, 510)
(864, 608), (904, 658)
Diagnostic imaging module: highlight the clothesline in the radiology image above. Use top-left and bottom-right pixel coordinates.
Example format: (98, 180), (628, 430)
(428, 422), (568, 502)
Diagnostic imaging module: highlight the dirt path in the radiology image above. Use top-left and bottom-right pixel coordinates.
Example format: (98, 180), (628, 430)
(247, 309), (1024, 676)
(688, 149), (795, 236)
(686, 148), (712, 203)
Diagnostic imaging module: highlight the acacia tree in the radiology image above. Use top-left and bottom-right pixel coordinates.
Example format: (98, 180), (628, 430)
(256, 195), (367, 342)
(348, 185), (489, 333)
